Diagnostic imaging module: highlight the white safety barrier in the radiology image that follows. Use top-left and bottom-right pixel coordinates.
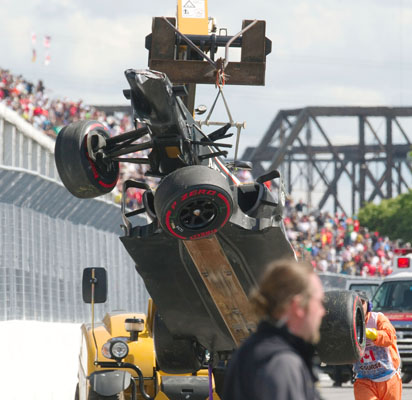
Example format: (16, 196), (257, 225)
(0, 104), (149, 322)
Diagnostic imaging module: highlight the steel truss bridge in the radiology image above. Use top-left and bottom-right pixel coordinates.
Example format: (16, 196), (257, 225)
(243, 107), (412, 215)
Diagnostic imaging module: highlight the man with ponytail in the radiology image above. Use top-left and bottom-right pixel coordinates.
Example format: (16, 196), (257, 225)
(223, 259), (325, 400)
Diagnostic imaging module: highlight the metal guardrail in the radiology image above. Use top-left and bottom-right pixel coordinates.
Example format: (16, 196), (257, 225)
(0, 104), (149, 322)
(0, 103), (122, 223)
(0, 103), (56, 179)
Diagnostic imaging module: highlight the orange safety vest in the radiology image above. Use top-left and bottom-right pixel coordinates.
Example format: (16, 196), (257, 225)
(353, 312), (400, 382)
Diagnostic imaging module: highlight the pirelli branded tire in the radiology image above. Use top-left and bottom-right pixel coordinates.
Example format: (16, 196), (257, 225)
(55, 120), (119, 198)
(317, 289), (366, 365)
(154, 165), (233, 240)
(153, 313), (205, 374)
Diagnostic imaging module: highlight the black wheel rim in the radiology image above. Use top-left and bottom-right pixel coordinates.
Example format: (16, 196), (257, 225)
(87, 133), (118, 178)
(179, 198), (218, 229)
(356, 307), (364, 345)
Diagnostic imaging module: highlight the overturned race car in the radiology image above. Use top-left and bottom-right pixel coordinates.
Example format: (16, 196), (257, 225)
(55, 69), (366, 399)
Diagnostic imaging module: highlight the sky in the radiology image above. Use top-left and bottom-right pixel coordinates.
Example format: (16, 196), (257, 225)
(0, 0), (411, 161)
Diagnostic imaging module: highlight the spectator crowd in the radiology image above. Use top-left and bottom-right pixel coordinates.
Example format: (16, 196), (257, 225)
(0, 67), (157, 207)
(284, 198), (397, 277)
(1, 68), (402, 278)
(0, 68), (105, 137)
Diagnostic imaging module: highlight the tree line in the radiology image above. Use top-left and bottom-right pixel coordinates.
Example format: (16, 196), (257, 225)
(358, 190), (412, 244)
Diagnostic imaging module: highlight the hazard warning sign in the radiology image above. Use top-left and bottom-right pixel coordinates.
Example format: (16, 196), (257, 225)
(182, 0), (205, 18)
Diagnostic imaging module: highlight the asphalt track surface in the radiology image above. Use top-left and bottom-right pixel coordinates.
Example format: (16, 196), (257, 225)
(318, 373), (412, 400)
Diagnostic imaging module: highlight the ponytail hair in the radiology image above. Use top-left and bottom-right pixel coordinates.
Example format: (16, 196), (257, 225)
(249, 259), (314, 320)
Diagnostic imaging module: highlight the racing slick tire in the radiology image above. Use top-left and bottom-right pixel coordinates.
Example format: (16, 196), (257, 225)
(326, 365), (353, 385)
(55, 120), (119, 198)
(316, 290), (366, 365)
(153, 312), (205, 374)
(402, 372), (412, 383)
(154, 165), (233, 240)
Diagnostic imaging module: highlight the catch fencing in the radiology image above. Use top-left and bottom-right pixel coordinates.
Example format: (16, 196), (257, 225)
(0, 104), (149, 322)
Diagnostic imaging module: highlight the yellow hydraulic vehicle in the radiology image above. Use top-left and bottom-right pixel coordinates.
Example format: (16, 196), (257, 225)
(77, 268), (219, 400)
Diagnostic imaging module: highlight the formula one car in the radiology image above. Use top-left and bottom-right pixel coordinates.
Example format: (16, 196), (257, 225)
(55, 69), (366, 397)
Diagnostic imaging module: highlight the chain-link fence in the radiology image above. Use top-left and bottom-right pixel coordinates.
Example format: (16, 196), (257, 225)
(0, 105), (149, 322)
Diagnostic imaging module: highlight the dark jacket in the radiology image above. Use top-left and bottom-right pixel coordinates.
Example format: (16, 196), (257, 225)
(223, 320), (321, 400)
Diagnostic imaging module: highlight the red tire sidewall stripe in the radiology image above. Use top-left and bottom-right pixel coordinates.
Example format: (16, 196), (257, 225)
(98, 180), (117, 188)
(83, 134), (118, 189)
(86, 122), (108, 134)
(189, 229), (218, 240)
(84, 136), (99, 179)
(165, 210), (187, 240)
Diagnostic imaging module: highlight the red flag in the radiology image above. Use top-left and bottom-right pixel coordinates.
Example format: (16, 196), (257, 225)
(43, 35), (51, 48)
